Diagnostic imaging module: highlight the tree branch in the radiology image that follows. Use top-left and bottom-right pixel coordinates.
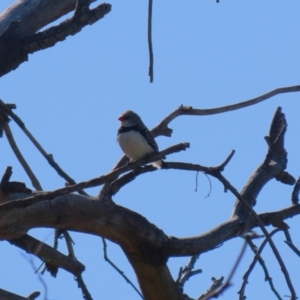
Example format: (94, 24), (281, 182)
(0, 99), (88, 196)
(151, 86), (300, 138)
(0, 0), (111, 77)
(0, 143), (190, 212)
(0, 288), (39, 300)
(9, 234), (85, 276)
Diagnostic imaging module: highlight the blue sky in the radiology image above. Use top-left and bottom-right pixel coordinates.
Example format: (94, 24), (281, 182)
(1, 0), (300, 299)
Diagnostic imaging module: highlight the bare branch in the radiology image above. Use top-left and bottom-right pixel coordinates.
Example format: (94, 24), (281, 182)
(1, 121), (42, 190)
(291, 177), (300, 205)
(238, 229), (282, 300)
(148, 0), (154, 82)
(0, 1), (111, 77)
(102, 238), (144, 299)
(283, 227), (300, 257)
(176, 254), (201, 292)
(9, 234), (85, 276)
(213, 173), (297, 299)
(198, 277), (224, 300)
(1, 166), (12, 183)
(62, 230), (93, 300)
(232, 107), (295, 219)
(200, 239), (248, 300)
(0, 288), (37, 300)
(2, 193), (300, 299)
(22, 253), (48, 300)
(151, 86), (300, 137)
(246, 237), (282, 300)
(0, 99), (88, 196)
(22, 3), (111, 54)
(0, 143), (190, 212)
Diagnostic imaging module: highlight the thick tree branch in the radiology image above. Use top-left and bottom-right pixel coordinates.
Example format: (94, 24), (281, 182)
(0, 288), (39, 300)
(0, 0), (111, 77)
(0, 191), (300, 299)
(9, 234), (85, 276)
(22, 3), (111, 54)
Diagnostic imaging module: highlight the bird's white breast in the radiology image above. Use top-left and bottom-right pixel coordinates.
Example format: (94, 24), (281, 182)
(118, 130), (154, 160)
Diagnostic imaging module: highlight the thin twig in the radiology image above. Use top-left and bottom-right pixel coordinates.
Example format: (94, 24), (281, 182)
(176, 254), (201, 292)
(198, 277), (224, 300)
(246, 237), (282, 300)
(1, 100), (87, 195)
(199, 239), (248, 300)
(63, 232), (93, 300)
(2, 121), (42, 190)
(102, 238), (144, 299)
(291, 176), (300, 204)
(239, 229), (282, 300)
(148, 0), (154, 82)
(283, 227), (300, 257)
(1, 166), (12, 183)
(214, 173), (297, 299)
(195, 171), (199, 192)
(21, 253), (47, 300)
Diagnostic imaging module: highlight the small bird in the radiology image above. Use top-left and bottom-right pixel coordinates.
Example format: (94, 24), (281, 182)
(117, 110), (162, 169)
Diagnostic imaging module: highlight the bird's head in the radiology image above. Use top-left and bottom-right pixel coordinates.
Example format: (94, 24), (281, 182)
(118, 110), (142, 127)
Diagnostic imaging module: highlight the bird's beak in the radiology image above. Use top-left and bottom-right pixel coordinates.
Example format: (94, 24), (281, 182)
(118, 115), (125, 121)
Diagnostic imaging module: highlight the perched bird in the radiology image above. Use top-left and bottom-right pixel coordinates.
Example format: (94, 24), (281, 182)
(117, 110), (162, 169)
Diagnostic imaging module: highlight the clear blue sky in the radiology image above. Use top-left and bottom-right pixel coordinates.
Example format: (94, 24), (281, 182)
(1, 0), (300, 299)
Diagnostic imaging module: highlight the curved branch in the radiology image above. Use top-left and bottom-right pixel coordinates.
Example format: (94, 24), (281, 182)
(1, 193), (300, 299)
(151, 86), (300, 137)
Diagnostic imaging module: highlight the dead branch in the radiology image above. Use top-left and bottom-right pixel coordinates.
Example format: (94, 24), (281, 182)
(244, 236), (282, 300)
(238, 229), (281, 300)
(0, 143), (190, 212)
(22, 3), (111, 54)
(283, 227), (300, 257)
(2, 122), (42, 190)
(1, 193), (300, 299)
(176, 254), (201, 293)
(148, 0), (154, 82)
(0, 288), (39, 300)
(232, 107), (295, 220)
(151, 86), (300, 138)
(102, 238), (144, 299)
(0, 0), (111, 77)
(291, 177), (300, 205)
(199, 239), (248, 300)
(0, 99), (88, 195)
(9, 234), (85, 276)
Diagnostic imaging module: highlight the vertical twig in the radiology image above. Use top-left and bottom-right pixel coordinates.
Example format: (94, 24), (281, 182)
(148, 0), (154, 82)
(63, 231), (93, 300)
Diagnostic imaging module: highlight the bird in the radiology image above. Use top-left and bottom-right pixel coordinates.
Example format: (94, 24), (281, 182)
(117, 110), (162, 169)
